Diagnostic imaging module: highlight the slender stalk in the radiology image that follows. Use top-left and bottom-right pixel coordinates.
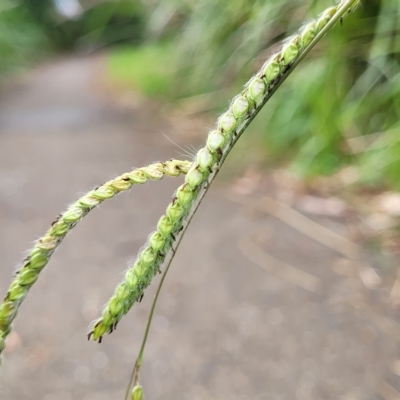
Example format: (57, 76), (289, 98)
(124, 162), (218, 398)
(121, 0), (358, 384)
(123, 173), (216, 398)
(0, 160), (191, 359)
(89, 0), (360, 342)
(123, 249), (172, 400)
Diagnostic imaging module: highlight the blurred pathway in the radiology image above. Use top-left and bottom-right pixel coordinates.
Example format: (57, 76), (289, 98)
(0, 55), (399, 400)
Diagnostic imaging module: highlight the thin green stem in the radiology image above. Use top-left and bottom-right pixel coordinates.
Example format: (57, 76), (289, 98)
(123, 3), (359, 394)
(124, 250), (173, 400)
(123, 173), (216, 399)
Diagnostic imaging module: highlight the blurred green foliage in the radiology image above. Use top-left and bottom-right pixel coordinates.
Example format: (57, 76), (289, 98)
(0, 0), (146, 73)
(0, 0), (48, 73)
(23, 0), (146, 49)
(3, 0), (399, 188)
(109, 0), (400, 188)
(108, 42), (174, 97)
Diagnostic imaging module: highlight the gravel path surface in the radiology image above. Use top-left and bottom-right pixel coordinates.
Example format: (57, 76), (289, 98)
(0, 55), (399, 400)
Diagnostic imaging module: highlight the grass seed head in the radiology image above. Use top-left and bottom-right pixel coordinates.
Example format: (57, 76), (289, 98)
(157, 215), (174, 236)
(139, 248), (157, 267)
(7, 285), (27, 302)
(91, 320), (107, 341)
(176, 184), (194, 205)
(143, 164), (164, 180)
(282, 37), (300, 65)
(125, 269), (139, 289)
(263, 58), (281, 83)
(115, 283), (131, 303)
(300, 22), (317, 47)
(131, 384), (144, 400)
(248, 78), (266, 104)
(166, 202), (185, 223)
(109, 297), (124, 316)
(207, 130), (225, 152)
(316, 6), (337, 31)
(186, 167), (204, 188)
(218, 111), (237, 135)
(196, 148), (214, 170)
(18, 269), (39, 286)
(232, 96), (250, 119)
(149, 231), (166, 252)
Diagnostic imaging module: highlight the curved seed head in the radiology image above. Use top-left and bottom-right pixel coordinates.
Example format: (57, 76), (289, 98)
(300, 22), (316, 47)
(92, 186), (115, 201)
(133, 260), (147, 278)
(0, 319), (11, 335)
(248, 78), (266, 103)
(166, 202), (184, 223)
(63, 207), (83, 223)
(125, 268), (139, 290)
(7, 285), (27, 302)
(163, 159), (191, 176)
(176, 184), (194, 205)
(196, 148), (214, 170)
(139, 248), (157, 267)
(29, 254), (48, 270)
(263, 58), (281, 83)
(127, 170), (147, 184)
(37, 236), (57, 251)
(79, 194), (100, 208)
(207, 130), (225, 152)
(111, 178), (132, 192)
(143, 164), (164, 180)
(115, 283), (131, 303)
(157, 215), (174, 237)
(18, 269), (39, 286)
(177, 160), (193, 174)
(52, 221), (69, 236)
(101, 307), (114, 327)
(218, 112), (237, 135)
(186, 167), (204, 188)
(0, 302), (17, 320)
(149, 231), (166, 252)
(282, 37), (300, 65)
(131, 384), (144, 400)
(109, 297), (123, 316)
(232, 96), (250, 119)
(316, 6), (337, 32)
(91, 319), (108, 340)
(162, 163), (178, 177)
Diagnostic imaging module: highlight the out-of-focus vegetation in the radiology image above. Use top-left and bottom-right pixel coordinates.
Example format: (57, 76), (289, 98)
(0, 0), (48, 73)
(23, 0), (145, 49)
(0, 0), (146, 74)
(108, 42), (174, 97)
(107, 0), (400, 189)
(2, 0), (400, 188)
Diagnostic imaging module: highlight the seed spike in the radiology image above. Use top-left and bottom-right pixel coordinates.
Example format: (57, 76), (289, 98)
(89, 0), (360, 342)
(0, 159), (191, 357)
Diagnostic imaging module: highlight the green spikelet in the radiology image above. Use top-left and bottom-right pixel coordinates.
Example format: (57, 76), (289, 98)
(131, 384), (144, 400)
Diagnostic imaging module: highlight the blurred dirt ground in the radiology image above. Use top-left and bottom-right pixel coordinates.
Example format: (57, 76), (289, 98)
(0, 55), (399, 400)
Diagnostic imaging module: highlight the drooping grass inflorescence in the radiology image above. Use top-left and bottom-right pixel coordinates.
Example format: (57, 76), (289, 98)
(0, 160), (191, 359)
(88, 0), (361, 342)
